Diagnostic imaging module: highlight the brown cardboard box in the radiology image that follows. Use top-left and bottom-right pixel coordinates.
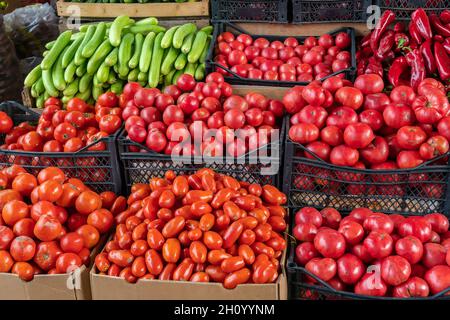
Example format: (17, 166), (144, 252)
(90, 259), (287, 300)
(0, 236), (106, 300)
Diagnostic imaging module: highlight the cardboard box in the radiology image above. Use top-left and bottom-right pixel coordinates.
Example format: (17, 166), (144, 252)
(0, 236), (106, 300)
(90, 260), (287, 300)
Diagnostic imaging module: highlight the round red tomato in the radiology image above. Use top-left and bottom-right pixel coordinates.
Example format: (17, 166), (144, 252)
(337, 253), (364, 284)
(424, 265), (450, 294)
(289, 123), (319, 144)
(305, 257), (337, 282)
(34, 241), (62, 271)
(392, 277), (430, 297)
(326, 107), (358, 130)
(383, 104), (415, 129)
(295, 242), (319, 266)
(330, 145), (359, 166)
(10, 236), (36, 262)
(422, 243), (447, 268)
(397, 151), (424, 169)
(314, 229), (346, 259)
(396, 126), (427, 150)
(335, 87), (364, 110)
(363, 231), (393, 259)
(395, 235), (424, 264)
(381, 255), (411, 286)
(343, 123), (374, 149)
(338, 221), (364, 245)
(354, 74), (384, 95)
(56, 252), (82, 273)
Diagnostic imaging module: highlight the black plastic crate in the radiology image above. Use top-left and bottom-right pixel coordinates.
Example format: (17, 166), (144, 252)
(0, 101), (122, 194)
(282, 118), (450, 216)
(117, 120), (285, 193)
(206, 22), (356, 88)
(376, 0), (449, 20)
(292, 0), (372, 24)
(211, 0), (288, 23)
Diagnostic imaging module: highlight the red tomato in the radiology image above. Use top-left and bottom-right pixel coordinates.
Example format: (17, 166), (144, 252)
(363, 231), (393, 259)
(305, 257), (337, 282)
(343, 123), (375, 149)
(314, 229), (346, 259)
(335, 87), (364, 110)
(337, 253), (364, 284)
(383, 104), (415, 129)
(424, 265), (450, 294)
(289, 123), (319, 144)
(330, 145), (359, 167)
(354, 74), (384, 94)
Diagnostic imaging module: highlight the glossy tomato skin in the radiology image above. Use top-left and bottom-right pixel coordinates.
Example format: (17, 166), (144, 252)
(363, 231), (393, 259)
(314, 229), (346, 259)
(392, 276), (430, 297)
(380, 255), (411, 286)
(424, 265), (450, 294)
(395, 236), (424, 264)
(354, 272), (388, 296)
(398, 217), (432, 243)
(337, 253), (364, 284)
(343, 123), (375, 149)
(305, 257), (337, 282)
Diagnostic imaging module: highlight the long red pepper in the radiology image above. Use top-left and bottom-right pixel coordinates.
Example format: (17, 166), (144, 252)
(411, 9), (433, 40)
(376, 30), (395, 60)
(434, 41), (450, 80)
(440, 10), (450, 24)
(365, 57), (384, 78)
(388, 56), (409, 87)
(405, 48), (426, 90)
(420, 39), (437, 74)
(443, 38), (450, 55)
(409, 22), (423, 45)
(370, 10), (395, 52)
(430, 14), (450, 37)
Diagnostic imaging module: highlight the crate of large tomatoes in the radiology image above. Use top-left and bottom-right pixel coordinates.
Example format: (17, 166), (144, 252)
(287, 206), (450, 299)
(90, 168), (288, 300)
(206, 22), (356, 87)
(117, 73), (286, 192)
(0, 165), (120, 299)
(0, 98), (123, 194)
(282, 74), (450, 215)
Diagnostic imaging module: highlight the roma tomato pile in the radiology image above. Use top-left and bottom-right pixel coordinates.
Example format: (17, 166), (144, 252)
(293, 207), (450, 297)
(213, 30), (352, 82)
(1, 94), (123, 153)
(285, 75), (450, 169)
(122, 73), (285, 156)
(95, 169), (287, 288)
(0, 165), (119, 281)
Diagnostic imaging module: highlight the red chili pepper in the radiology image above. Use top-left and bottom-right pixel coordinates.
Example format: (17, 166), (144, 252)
(434, 41), (450, 81)
(434, 35), (444, 43)
(376, 30), (395, 60)
(357, 59), (368, 76)
(405, 48), (426, 90)
(443, 38), (450, 55)
(394, 33), (410, 52)
(388, 56), (409, 87)
(411, 9), (433, 40)
(420, 39), (437, 74)
(394, 22), (405, 33)
(409, 22), (423, 45)
(430, 14), (450, 37)
(440, 10), (450, 24)
(370, 10), (396, 52)
(365, 57), (384, 78)
(360, 33), (372, 49)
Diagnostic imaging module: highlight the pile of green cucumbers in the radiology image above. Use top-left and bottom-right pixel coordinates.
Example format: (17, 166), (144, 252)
(24, 16), (212, 107)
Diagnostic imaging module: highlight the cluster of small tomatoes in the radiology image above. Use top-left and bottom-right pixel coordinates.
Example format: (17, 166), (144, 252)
(0, 165), (123, 281)
(95, 169), (287, 289)
(213, 31), (352, 82)
(293, 207), (450, 297)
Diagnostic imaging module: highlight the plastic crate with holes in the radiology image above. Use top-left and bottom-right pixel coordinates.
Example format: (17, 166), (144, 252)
(206, 22), (357, 87)
(292, 0), (373, 24)
(281, 117), (450, 216)
(211, 0), (288, 23)
(117, 121), (285, 193)
(0, 101), (122, 194)
(376, 0), (449, 20)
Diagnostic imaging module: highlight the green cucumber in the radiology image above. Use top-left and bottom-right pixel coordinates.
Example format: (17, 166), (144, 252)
(82, 22), (107, 58)
(63, 78), (79, 96)
(61, 95), (75, 105)
(79, 73), (93, 93)
(161, 46), (179, 75)
(128, 33), (144, 69)
(108, 72), (117, 84)
(76, 87), (91, 101)
(42, 69), (59, 97)
(92, 84), (104, 100)
(173, 23), (197, 49)
(93, 74), (102, 88)
(30, 85), (38, 98)
(139, 32), (155, 73)
(118, 33), (134, 78)
(187, 31), (207, 63)
(172, 69), (184, 85)
(128, 24), (166, 34)
(148, 32), (164, 88)
(135, 17), (158, 26)
(110, 80), (124, 94)
(45, 41), (55, 50)
(199, 35), (211, 63)
(34, 77), (45, 95)
(161, 26), (178, 49)
(105, 48), (118, 66)
(174, 52), (187, 70)
(184, 62), (197, 76)
(36, 95), (45, 108)
(194, 63), (205, 81)
(109, 15), (133, 47)
(76, 63), (87, 77)
(24, 65), (42, 87)
(64, 61), (77, 83)
(87, 39), (113, 75)
(41, 30), (72, 70)
(75, 25), (95, 66)
(128, 68), (139, 82)
(164, 69), (176, 87)
(181, 32), (195, 54)
(97, 62), (110, 83)
(200, 25), (213, 36)
(62, 33), (84, 68)
(137, 71), (147, 82)
(52, 47), (68, 91)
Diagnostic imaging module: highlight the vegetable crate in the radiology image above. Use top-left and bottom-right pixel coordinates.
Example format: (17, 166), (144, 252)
(292, 0), (372, 24)
(376, 0), (449, 21)
(0, 101), (122, 194)
(117, 122), (285, 193)
(56, 0), (210, 18)
(211, 0), (288, 23)
(205, 22), (357, 87)
(282, 118), (450, 216)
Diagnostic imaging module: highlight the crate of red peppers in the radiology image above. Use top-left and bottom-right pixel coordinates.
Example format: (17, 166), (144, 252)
(357, 9), (450, 88)
(281, 73), (450, 215)
(287, 206), (450, 299)
(117, 74), (285, 192)
(292, 0), (372, 24)
(211, 0), (288, 23)
(206, 22), (356, 87)
(0, 98), (123, 194)
(376, 0), (450, 21)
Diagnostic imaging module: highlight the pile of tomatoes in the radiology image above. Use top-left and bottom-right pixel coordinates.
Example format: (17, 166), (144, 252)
(285, 75), (450, 170)
(213, 31), (352, 82)
(95, 169), (287, 289)
(293, 207), (450, 297)
(0, 165), (121, 281)
(122, 73), (284, 157)
(1, 94), (123, 153)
